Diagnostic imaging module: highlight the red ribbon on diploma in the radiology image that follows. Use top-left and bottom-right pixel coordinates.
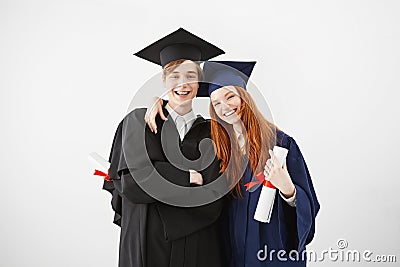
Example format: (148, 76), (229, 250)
(245, 172), (276, 191)
(94, 169), (111, 181)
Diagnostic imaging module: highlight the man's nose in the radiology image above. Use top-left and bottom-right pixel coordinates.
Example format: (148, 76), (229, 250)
(178, 77), (189, 87)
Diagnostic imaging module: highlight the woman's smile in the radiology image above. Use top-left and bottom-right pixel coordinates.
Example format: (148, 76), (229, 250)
(223, 109), (237, 117)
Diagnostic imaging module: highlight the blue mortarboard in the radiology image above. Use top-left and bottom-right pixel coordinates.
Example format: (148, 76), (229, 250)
(134, 28), (225, 67)
(200, 61), (256, 96)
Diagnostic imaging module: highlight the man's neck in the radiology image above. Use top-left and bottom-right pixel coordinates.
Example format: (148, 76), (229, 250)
(167, 101), (193, 116)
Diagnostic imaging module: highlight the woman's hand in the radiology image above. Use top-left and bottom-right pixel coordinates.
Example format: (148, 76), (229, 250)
(145, 97), (167, 133)
(264, 150), (295, 198)
(189, 170), (203, 185)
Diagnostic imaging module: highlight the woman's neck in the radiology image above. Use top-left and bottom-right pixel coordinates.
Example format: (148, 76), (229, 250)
(232, 122), (243, 134)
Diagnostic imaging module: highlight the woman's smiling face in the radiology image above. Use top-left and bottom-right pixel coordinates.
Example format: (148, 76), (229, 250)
(164, 60), (199, 107)
(210, 86), (242, 125)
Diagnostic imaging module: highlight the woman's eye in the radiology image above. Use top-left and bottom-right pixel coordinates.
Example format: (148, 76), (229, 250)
(187, 74), (197, 79)
(227, 95), (234, 100)
(170, 75), (179, 79)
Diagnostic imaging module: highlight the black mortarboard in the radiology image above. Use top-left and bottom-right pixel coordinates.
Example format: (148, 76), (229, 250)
(134, 28), (225, 67)
(201, 61), (256, 96)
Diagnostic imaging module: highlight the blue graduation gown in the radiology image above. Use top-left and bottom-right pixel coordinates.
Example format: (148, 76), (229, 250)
(222, 130), (320, 267)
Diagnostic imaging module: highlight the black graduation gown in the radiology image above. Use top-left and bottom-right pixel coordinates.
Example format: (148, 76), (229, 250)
(102, 108), (227, 267)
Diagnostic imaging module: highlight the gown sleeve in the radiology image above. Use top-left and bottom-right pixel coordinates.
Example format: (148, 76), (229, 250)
(111, 108), (206, 204)
(277, 136), (320, 251)
(156, 136), (228, 241)
(106, 110), (159, 204)
(153, 161), (191, 186)
(102, 121), (124, 226)
(107, 109), (210, 204)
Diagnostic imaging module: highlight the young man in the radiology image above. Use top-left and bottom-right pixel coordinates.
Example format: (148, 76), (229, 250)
(102, 28), (228, 267)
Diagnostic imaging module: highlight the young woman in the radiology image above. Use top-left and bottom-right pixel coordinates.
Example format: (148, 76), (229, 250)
(147, 61), (320, 266)
(207, 61), (319, 266)
(103, 29), (227, 267)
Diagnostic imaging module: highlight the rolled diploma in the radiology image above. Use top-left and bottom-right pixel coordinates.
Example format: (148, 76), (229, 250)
(254, 146), (288, 223)
(89, 152), (110, 170)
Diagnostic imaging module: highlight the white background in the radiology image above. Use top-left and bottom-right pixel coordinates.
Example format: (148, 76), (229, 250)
(1, 0), (399, 266)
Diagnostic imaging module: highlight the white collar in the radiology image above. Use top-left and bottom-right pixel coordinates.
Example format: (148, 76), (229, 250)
(233, 128), (246, 150)
(233, 128), (242, 139)
(165, 103), (197, 127)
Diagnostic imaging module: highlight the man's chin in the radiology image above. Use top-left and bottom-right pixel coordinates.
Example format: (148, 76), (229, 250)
(173, 96), (194, 103)
(169, 98), (194, 108)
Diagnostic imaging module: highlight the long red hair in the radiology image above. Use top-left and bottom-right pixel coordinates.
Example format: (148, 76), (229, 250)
(210, 86), (278, 198)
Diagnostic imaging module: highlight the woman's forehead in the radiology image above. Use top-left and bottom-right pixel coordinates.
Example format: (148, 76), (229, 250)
(210, 86), (238, 99)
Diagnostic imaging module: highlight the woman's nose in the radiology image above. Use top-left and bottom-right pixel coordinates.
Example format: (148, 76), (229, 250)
(220, 102), (230, 111)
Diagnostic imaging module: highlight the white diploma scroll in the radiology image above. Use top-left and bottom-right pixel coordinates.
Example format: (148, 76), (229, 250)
(89, 152), (111, 181)
(89, 152), (110, 169)
(253, 146), (288, 223)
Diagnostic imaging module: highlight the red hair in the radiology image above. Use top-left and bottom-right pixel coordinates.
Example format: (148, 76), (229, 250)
(210, 86), (278, 198)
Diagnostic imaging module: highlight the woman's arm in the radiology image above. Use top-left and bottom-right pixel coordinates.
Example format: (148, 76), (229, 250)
(145, 97), (168, 133)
